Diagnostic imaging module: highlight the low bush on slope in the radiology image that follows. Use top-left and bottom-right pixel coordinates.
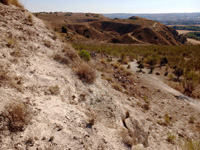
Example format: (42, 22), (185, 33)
(0, 102), (31, 132)
(75, 63), (96, 83)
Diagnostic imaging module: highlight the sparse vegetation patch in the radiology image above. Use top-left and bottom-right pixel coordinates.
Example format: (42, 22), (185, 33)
(73, 44), (200, 97)
(75, 63), (96, 83)
(183, 139), (200, 150)
(2, 101), (31, 132)
(0, 0), (23, 7)
(167, 133), (176, 144)
(186, 32), (200, 40)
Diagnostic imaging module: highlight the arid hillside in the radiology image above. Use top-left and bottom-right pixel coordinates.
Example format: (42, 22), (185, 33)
(36, 13), (187, 45)
(36, 12), (109, 24)
(0, 2), (200, 150)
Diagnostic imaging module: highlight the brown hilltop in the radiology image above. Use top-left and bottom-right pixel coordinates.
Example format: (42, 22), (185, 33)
(37, 13), (186, 45)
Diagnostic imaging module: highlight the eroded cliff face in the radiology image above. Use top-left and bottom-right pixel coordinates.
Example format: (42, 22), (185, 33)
(0, 3), (199, 150)
(0, 3), (140, 150)
(0, 3), (121, 149)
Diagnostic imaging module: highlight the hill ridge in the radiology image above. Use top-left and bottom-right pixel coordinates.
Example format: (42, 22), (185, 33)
(37, 13), (187, 45)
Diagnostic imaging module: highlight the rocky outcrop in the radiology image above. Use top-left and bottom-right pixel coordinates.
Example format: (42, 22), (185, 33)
(124, 117), (149, 148)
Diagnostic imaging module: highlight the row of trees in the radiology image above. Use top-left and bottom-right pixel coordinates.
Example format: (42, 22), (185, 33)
(138, 56), (168, 74)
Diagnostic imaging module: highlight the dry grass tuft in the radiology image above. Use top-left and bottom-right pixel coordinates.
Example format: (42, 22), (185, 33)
(48, 85), (60, 95)
(27, 14), (34, 25)
(6, 38), (15, 48)
(103, 76), (113, 83)
(112, 83), (123, 92)
(57, 45), (80, 63)
(189, 116), (196, 124)
(62, 48), (78, 61)
(183, 139), (200, 150)
(0, 66), (24, 92)
(0, 0), (23, 8)
(164, 113), (172, 126)
(0, 68), (9, 86)
(54, 54), (69, 65)
(44, 40), (51, 48)
(166, 133), (176, 144)
(3, 101), (31, 132)
(157, 113), (172, 126)
(75, 63), (96, 83)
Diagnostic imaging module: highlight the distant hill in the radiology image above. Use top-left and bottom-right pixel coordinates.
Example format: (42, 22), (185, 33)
(103, 13), (200, 25)
(36, 13), (186, 45)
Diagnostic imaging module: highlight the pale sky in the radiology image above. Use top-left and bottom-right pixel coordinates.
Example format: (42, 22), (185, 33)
(21, 0), (200, 13)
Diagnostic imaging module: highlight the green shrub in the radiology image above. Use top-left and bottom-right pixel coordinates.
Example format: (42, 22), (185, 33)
(145, 55), (159, 73)
(167, 133), (176, 144)
(138, 63), (144, 72)
(160, 57), (168, 67)
(78, 50), (91, 62)
(164, 113), (171, 126)
(182, 71), (200, 96)
(61, 26), (68, 33)
(174, 67), (184, 81)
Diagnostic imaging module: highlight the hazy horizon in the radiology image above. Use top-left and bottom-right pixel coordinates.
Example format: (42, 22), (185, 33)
(22, 0), (200, 14)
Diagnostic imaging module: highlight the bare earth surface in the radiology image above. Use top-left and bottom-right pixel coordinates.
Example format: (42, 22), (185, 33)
(187, 38), (200, 45)
(177, 30), (193, 34)
(128, 61), (200, 111)
(177, 30), (200, 45)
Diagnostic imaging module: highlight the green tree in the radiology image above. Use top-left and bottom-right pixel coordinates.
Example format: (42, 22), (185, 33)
(138, 62), (144, 72)
(173, 67), (184, 81)
(160, 57), (168, 68)
(61, 26), (68, 33)
(182, 71), (199, 96)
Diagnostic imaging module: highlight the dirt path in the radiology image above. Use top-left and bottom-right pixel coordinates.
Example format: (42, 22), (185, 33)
(128, 32), (144, 43)
(128, 61), (200, 110)
(153, 22), (158, 28)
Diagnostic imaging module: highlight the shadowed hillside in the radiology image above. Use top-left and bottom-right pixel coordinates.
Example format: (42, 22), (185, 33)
(36, 13), (187, 45)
